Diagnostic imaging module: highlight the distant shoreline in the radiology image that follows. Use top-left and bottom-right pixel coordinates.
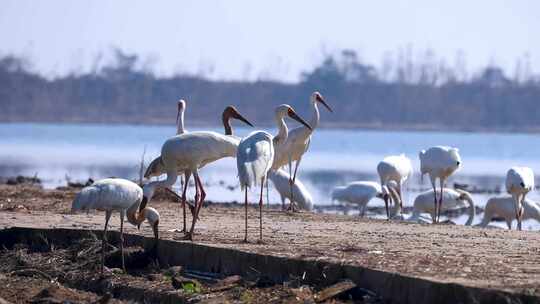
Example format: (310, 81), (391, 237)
(3, 119), (540, 135)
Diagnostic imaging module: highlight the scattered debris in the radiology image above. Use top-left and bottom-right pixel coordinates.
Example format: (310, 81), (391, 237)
(314, 279), (356, 303)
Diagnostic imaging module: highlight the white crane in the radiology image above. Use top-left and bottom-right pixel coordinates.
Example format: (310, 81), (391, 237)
(419, 146), (462, 223)
(71, 178), (160, 273)
(478, 196), (540, 229)
(268, 169), (313, 211)
(142, 109), (254, 240)
(330, 181), (399, 218)
(377, 154), (412, 218)
(237, 104), (311, 242)
(407, 188), (475, 225)
(144, 104), (252, 233)
(505, 166), (535, 231)
(271, 92), (332, 210)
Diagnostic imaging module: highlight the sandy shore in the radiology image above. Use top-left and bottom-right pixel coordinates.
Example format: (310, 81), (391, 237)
(1, 184), (540, 297)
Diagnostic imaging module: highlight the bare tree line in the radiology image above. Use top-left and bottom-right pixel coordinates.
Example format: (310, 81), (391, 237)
(1, 48), (539, 131)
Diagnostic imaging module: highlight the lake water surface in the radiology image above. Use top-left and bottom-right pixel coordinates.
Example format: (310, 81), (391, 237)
(2, 123), (540, 229)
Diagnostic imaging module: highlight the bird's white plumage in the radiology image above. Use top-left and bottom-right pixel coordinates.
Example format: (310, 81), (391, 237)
(272, 92), (330, 170)
(268, 169), (313, 210)
(408, 188), (475, 225)
(419, 146), (461, 178)
(506, 167), (534, 194)
(237, 131), (274, 190)
(331, 181), (401, 217)
(479, 196), (540, 229)
(72, 178), (143, 214)
(377, 154), (412, 185)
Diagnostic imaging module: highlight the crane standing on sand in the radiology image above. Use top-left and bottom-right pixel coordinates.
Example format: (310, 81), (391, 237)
(377, 154), (412, 218)
(271, 92), (332, 210)
(330, 181), (400, 218)
(145, 103), (253, 233)
(71, 178), (160, 273)
(141, 108), (254, 240)
(237, 104), (311, 242)
(419, 146), (462, 223)
(407, 188), (475, 225)
(505, 167), (535, 231)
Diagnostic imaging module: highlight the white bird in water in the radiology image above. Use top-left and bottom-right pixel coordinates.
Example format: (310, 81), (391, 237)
(71, 178), (160, 273)
(237, 104), (311, 242)
(377, 154), (412, 218)
(479, 196), (540, 229)
(268, 169), (313, 211)
(330, 181), (399, 218)
(271, 92), (332, 210)
(407, 188), (475, 225)
(419, 146), (461, 223)
(142, 108), (254, 240)
(505, 166), (535, 231)
(144, 104), (253, 233)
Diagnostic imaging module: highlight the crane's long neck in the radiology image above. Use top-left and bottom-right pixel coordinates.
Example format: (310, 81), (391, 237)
(274, 114), (288, 147)
(463, 193), (475, 226)
(177, 108), (185, 135)
(127, 200), (145, 226)
(223, 115), (233, 135)
(309, 101), (320, 130)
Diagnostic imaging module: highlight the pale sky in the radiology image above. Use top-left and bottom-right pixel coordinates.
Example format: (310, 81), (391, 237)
(0, 0), (538, 82)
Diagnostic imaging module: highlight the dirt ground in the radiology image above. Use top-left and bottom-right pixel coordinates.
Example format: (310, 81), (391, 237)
(1, 184), (540, 300)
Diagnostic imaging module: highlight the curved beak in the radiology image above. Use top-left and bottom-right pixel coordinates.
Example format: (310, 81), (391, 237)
(316, 94), (333, 112)
(233, 111), (254, 127)
(287, 108), (312, 130)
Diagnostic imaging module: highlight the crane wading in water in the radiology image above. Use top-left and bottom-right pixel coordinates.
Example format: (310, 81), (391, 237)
(71, 178), (160, 273)
(271, 92), (332, 211)
(237, 104), (311, 242)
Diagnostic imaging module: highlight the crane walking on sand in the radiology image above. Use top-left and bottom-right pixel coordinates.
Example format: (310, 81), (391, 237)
(145, 104), (253, 233)
(71, 178), (160, 273)
(377, 154), (412, 218)
(408, 188), (475, 225)
(505, 167), (535, 231)
(419, 146), (461, 223)
(479, 196), (540, 229)
(142, 108), (254, 240)
(237, 104), (311, 242)
(271, 92), (332, 210)
(330, 181), (400, 218)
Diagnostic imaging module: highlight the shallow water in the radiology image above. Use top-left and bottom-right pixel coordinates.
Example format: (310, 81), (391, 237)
(1, 122), (540, 229)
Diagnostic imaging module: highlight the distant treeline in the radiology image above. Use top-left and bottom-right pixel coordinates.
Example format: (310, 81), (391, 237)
(2, 49), (540, 131)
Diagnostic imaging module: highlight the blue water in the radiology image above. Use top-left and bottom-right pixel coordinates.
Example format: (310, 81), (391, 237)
(2, 122), (540, 229)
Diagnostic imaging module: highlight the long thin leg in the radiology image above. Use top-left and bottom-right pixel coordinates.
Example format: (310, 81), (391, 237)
(289, 158), (302, 212)
(517, 194), (524, 231)
(265, 177), (270, 207)
(287, 155), (293, 211)
(438, 179), (444, 223)
(430, 178), (437, 224)
(120, 212), (125, 272)
(186, 172), (206, 240)
(259, 177), (265, 243)
(102, 210), (112, 274)
(397, 182), (403, 213)
(244, 186), (248, 243)
(180, 171), (191, 232)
